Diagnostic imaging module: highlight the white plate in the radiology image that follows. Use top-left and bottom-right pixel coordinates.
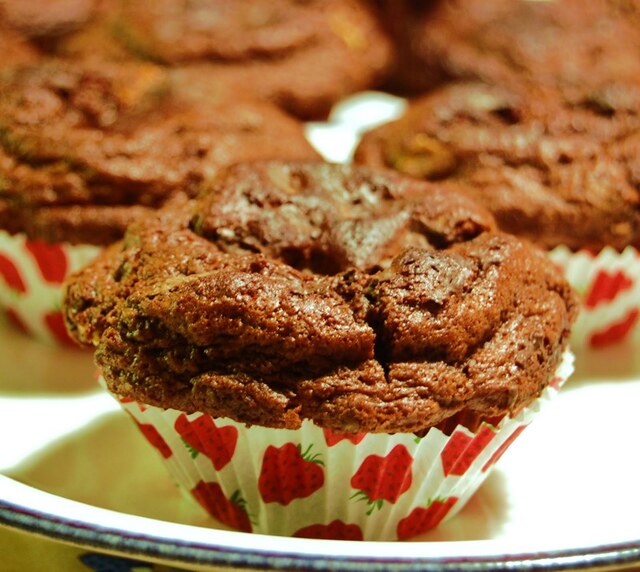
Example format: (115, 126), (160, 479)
(2, 312), (640, 571)
(2, 93), (640, 571)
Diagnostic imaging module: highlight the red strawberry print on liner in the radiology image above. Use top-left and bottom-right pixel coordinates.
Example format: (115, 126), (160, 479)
(0, 253), (26, 293)
(584, 269), (635, 309)
(258, 443), (324, 506)
(293, 520), (364, 540)
(481, 425), (527, 472)
(44, 310), (78, 346)
(191, 481), (252, 533)
(132, 418), (172, 459)
(436, 409), (501, 435)
(25, 241), (68, 284)
(350, 444), (413, 514)
(323, 428), (365, 447)
(440, 425), (496, 477)
(174, 413), (238, 470)
(4, 307), (28, 334)
(396, 497), (459, 540)
(548, 375), (563, 390)
(589, 308), (639, 348)
(479, 414), (507, 429)
(118, 396), (148, 413)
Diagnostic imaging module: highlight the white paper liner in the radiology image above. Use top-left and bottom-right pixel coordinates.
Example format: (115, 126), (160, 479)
(113, 350), (574, 541)
(549, 245), (640, 348)
(0, 231), (100, 345)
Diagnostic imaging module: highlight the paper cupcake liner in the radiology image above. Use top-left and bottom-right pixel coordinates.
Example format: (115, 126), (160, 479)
(112, 350), (574, 541)
(549, 245), (640, 348)
(0, 231), (100, 345)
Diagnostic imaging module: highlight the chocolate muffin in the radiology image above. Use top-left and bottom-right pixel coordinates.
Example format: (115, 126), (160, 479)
(381, 0), (640, 95)
(0, 59), (321, 247)
(112, 0), (393, 119)
(354, 81), (640, 253)
(0, 21), (41, 70)
(46, 0), (132, 62)
(64, 161), (577, 433)
(0, 0), (97, 39)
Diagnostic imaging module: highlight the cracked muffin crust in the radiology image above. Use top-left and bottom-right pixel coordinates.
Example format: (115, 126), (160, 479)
(113, 0), (393, 119)
(64, 161), (577, 433)
(354, 81), (640, 252)
(0, 59), (320, 246)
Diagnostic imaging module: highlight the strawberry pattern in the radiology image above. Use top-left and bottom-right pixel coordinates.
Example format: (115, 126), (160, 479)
(440, 425), (496, 477)
(293, 520), (364, 540)
(132, 418), (173, 459)
(584, 269), (635, 309)
(350, 445), (413, 513)
(0, 231), (100, 345)
(114, 350), (574, 541)
(175, 413), (238, 470)
(258, 443), (325, 505)
(0, 253), (27, 293)
(396, 497), (459, 540)
(191, 481), (253, 533)
(589, 308), (639, 348)
(323, 428), (366, 446)
(549, 245), (640, 348)
(4, 307), (29, 334)
(481, 425), (527, 472)
(24, 241), (68, 284)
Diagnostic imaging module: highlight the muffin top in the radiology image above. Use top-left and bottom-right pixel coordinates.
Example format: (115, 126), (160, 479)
(108, 0), (393, 119)
(0, 59), (320, 245)
(354, 81), (640, 251)
(387, 0), (640, 95)
(0, 0), (97, 39)
(64, 161), (577, 434)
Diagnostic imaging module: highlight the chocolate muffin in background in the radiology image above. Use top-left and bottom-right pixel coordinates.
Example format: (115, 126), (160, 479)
(378, 0), (640, 95)
(45, 0), (132, 62)
(354, 81), (640, 253)
(63, 161), (577, 538)
(0, 0), (97, 39)
(354, 81), (640, 348)
(0, 58), (320, 344)
(366, 0), (436, 94)
(0, 58), (321, 246)
(0, 21), (41, 70)
(110, 0), (393, 119)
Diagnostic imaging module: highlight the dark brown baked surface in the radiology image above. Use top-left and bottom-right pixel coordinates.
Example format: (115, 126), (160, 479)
(111, 0), (393, 119)
(64, 161), (577, 433)
(382, 0), (640, 95)
(0, 59), (320, 245)
(354, 81), (640, 252)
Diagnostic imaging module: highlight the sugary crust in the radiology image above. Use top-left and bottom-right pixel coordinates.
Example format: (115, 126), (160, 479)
(354, 82), (640, 251)
(0, 60), (320, 245)
(64, 162), (577, 433)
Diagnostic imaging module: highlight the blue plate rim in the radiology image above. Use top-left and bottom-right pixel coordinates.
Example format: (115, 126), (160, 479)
(2, 494), (640, 572)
